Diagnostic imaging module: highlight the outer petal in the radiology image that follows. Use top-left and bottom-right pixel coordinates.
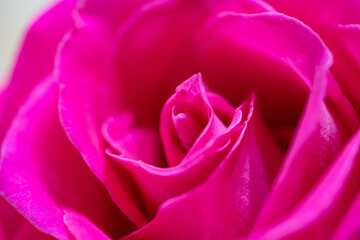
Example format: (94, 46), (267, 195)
(0, 197), (54, 240)
(0, 78), (133, 239)
(0, 0), (75, 144)
(250, 129), (360, 239)
(0, 79), (70, 239)
(57, 0), (149, 183)
(188, 12), (356, 230)
(265, 0), (360, 116)
(255, 77), (353, 228)
(189, 12), (328, 129)
(324, 24), (360, 116)
(264, 0), (360, 25)
(122, 96), (282, 240)
(333, 188), (360, 239)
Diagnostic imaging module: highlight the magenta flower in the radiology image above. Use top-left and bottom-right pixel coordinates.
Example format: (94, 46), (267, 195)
(0, 0), (359, 239)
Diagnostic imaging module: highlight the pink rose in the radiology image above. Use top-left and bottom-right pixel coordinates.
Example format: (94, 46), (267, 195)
(1, 0), (359, 239)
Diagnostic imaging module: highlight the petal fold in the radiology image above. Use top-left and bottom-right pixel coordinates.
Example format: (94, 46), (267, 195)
(251, 129), (360, 239)
(0, 78), (133, 239)
(63, 209), (110, 240)
(123, 95), (282, 240)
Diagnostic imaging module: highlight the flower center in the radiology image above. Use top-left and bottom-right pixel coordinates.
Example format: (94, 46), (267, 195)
(171, 99), (209, 150)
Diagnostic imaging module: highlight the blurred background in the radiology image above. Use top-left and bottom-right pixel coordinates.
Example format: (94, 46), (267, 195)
(0, 0), (50, 86)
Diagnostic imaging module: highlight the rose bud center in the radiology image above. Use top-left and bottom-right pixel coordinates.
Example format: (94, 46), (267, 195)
(172, 100), (208, 150)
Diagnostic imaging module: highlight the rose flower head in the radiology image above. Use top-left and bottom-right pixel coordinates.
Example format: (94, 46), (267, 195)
(0, 0), (360, 239)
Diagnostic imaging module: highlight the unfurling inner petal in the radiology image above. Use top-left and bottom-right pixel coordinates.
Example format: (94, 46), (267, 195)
(172, 102), (207, 149)
(101, 73), (282, 233)
(160, 74), (232, 167)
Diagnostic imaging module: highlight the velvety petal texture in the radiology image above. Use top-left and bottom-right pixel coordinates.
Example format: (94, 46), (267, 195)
(333, 188), (360, 239)
(325, 24), (360, 116)
(250, 129), (360, 239)
(1, 79), (72, 239)
(0, 78), (134, 239)
(188, 12), (328, 128)
(63, 209), (111, 240)
(58, 0), (150, 183)
(0, 1), (78, 237)
(0, 197), (54, 240)
(265, 0), (360, 116)
(1, 0), (360, 239)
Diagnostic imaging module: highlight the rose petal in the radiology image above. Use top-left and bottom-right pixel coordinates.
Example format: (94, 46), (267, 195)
(325, 24), (360, 116)
(101, 113), (166, 167)
(63, 209), (110, 240)
(160, 74), (228, 166)
(0, 197), (54, 240)
(255, 57), (357, 231)
(325, 73), (360, 137)
(57, 1), (273, 221)
(103, 75), (235, 227)
(207, 92), (236, 126)
(0, 0), (75, 144)
(203, 0), (275, 13)
(105, 131), (235, 228)
(189, 12), (331, 130)
(172, 112), (205, 149)
(333, 188), (360, 239)
(0, 78), (133, 239)
(0, 78), (70, 239)
(250, 129), (360, 239)
(255, 81), (351, 228)
(105, 0), (273, 126)
(57, 0), (148, 183)
(264, 0), (360, 117)
(123, 96), (282, 240)
(182, 12), (355, 230)
(339, 24), (360, 63)
(265, 0), (360, 25)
